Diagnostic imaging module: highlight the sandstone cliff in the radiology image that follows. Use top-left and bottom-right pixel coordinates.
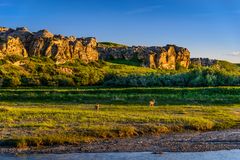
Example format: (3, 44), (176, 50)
(190, 58), (217, 67)
(0, 27), (191, 70)
(98, 44), (190, 70)
(0, 27), (98, 64)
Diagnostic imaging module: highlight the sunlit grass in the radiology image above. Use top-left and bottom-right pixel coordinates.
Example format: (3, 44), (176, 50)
(0, 87), (239, 148)
(0, 104), (239, 148)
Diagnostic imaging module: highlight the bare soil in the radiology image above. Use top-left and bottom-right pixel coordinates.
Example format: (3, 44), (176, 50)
(1, 129), (240, 154)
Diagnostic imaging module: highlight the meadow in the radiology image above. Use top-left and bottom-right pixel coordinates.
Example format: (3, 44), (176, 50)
(0, 87), (239, 148)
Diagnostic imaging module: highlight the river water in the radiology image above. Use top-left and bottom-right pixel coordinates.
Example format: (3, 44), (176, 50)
(1, 150), (240, 160)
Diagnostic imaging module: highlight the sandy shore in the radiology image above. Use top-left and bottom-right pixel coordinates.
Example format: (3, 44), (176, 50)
(1, 129), (240, 154)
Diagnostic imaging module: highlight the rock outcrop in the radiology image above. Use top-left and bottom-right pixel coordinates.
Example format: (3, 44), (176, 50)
(0, 36), (28, 58)
(98, 44), (190, 70)
(190, 58), (217, 67)
(0, 26), (191, 69)
(0, 27), (98, 64)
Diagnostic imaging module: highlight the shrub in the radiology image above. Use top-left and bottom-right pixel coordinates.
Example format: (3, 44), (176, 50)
(103, 68), (240, 87)
(21, 77), (41, 86)
(3, 77), (21, 87)
(56, 76), (75, 86)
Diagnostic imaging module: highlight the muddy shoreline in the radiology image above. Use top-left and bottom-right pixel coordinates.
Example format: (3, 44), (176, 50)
(1, 129), (240, 154)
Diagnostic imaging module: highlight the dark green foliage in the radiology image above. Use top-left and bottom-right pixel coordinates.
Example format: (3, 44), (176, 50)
(2, 77), (21, 87)
(104, 68), (240, 87)
(55, 76), (75, 86)
(21, 77), (41, 86)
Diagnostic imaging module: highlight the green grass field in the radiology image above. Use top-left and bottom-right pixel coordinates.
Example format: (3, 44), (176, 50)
(0, 87), (239, 148)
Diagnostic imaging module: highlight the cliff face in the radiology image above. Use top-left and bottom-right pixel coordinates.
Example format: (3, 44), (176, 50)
(0, 27), (191, 69)
(190, 58), (217, 67)
(0, 27), (98, 64)
(98, 44), (190, 70)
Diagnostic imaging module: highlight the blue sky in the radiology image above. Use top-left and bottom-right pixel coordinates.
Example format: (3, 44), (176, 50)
(0, 0), (240, 62)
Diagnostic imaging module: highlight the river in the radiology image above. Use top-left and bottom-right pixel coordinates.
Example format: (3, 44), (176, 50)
(1, 150), (240, 160)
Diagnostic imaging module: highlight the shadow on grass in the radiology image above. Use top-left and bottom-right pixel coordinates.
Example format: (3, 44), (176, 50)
(0, 87), (239, 106)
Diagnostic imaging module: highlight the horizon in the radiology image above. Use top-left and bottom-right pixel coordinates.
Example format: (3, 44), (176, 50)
(1, 0), (240, 63)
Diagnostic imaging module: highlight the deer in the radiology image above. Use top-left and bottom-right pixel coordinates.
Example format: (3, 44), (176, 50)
(149, 99), (155, 107)
(95, 104), (100, 111)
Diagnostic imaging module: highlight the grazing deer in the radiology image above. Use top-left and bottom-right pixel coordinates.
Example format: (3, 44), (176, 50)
(149, 99), (155, 107)
(95, 104), (100, 111)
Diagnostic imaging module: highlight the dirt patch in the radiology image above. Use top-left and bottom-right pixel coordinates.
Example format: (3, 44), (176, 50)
(1, 129), (240, 154)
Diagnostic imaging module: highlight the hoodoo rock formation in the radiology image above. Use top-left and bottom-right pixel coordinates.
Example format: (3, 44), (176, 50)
(98, 45), (190, 70)
(0, 27), (191, 69)
(0, 27), (98, 64)
(190, 58), (217, 67)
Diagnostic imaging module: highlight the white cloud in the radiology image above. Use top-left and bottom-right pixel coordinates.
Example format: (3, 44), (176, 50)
(125, 5), (163, 15)
(228, 51), (240, 56)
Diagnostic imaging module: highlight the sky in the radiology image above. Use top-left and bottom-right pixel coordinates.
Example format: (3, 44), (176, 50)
(0, 0), (240, 63)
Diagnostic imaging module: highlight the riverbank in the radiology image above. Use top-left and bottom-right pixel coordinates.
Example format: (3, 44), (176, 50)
(1, 129), (240, 154)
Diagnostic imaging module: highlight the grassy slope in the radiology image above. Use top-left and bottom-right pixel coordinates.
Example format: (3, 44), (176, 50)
(102, 61), (157, 74)
(0, 87), (239, 148)
(98, 42), (127, 48)
(214, 61), (240, 72)
(0, 56), (158, 79)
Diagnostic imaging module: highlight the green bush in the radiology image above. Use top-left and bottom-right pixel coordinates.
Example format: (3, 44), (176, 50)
(3, 77), (21, 87)
(55, 76), (75, 86)
(103, 68), (240, 87)
(21, 77), (41, 86)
